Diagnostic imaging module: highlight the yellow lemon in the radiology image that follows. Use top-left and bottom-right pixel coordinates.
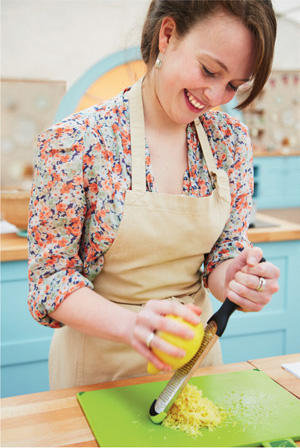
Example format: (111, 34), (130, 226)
(147, 315), (204, 374)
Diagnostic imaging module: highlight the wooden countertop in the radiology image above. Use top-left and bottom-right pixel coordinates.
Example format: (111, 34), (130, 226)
(1, 354), (299, 447)
(0, 232), (28, 262)
(249, 212), (300, 243)
(1, 213), (300, 262)
(253, 149), (300, 157)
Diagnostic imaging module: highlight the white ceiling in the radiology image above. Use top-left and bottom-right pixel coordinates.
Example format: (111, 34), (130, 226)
(273, 0), (300, 25)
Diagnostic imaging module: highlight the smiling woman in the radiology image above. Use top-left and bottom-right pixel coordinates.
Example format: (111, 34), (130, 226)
(28, 0), (280, 390)
(141, 10), (256, 128)
(141, 0), (277, 109)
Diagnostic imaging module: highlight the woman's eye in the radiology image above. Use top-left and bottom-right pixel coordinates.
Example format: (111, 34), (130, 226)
(228, 83), (238, 92)
(202, 64), (238, 92)
(202, 65), (216, 77)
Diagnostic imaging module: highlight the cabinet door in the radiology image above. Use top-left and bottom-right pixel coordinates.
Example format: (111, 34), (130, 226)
(1, 260), (54, 397)
(210, 240), (300, 363)
(253, 158), (283, 209)
(286, 157), (300, 205)
(253, 156), (300, 209)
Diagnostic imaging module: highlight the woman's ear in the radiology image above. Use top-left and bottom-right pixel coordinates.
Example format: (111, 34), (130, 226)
(158, 17), (177, 51)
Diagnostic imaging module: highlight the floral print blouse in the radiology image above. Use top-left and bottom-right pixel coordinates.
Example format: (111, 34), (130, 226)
(28, 86), (253, 328)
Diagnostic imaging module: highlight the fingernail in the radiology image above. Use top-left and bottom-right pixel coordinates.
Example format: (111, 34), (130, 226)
(248, 256), (257, 265)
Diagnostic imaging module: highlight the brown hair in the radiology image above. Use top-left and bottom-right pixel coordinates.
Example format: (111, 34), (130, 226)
(141, 0), (277, 109)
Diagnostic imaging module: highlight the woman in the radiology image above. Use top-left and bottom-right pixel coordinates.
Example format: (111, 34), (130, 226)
(28, 0), (280, 389)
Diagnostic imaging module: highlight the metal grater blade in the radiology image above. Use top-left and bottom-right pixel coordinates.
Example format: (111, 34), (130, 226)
(153, 320), (218, 414)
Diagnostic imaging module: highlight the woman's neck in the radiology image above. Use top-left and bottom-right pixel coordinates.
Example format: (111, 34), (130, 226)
(141, 72), (187, 137)
(138, 72), (189, 195)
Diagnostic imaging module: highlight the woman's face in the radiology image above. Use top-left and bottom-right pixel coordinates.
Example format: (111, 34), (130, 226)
(154, 11), (255, 125)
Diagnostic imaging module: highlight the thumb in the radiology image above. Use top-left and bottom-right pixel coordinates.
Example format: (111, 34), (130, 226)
(246, 247), (263, 267)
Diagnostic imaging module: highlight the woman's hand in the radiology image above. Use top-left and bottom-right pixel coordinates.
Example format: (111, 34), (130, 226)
(225, 247), (280, 312)
(130, 300), (202, 372)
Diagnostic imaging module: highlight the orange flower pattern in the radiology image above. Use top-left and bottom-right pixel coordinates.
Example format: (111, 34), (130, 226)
(28, 87), (253, 327)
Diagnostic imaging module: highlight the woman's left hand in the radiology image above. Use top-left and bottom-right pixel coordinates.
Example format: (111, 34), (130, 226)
(225, 247), (280, 312)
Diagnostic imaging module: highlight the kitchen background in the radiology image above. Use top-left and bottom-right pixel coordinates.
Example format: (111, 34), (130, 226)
(1, 0), (300, 398)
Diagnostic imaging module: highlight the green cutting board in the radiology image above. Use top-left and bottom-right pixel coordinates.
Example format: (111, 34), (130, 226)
(77, 369), (300, 447)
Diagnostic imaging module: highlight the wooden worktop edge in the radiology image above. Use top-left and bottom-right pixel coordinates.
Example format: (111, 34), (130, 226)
(0, 233), (28, 262)
(253, 150), (300, 157)
(248, 213), (300, 243)
(1, 212), (300, 261)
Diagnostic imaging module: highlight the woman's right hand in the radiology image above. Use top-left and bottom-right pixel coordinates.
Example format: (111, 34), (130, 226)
(130, 299), (202, 372)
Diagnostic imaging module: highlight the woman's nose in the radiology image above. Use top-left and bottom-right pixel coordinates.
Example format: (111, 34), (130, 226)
(203, 86), (226, 108)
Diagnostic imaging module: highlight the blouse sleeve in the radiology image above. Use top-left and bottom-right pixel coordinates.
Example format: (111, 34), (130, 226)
(28, 123), (95, 328)
(203, 116), (254, 286)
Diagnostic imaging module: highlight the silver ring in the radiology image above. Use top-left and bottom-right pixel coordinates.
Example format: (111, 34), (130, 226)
(255, 277), (266, 292)
(146, 332), (155, 348)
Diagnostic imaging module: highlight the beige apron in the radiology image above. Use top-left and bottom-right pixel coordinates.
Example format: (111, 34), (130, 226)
(49, 79), (231, 389)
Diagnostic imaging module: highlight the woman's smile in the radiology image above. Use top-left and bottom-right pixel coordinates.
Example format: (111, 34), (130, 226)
(184, 89), (206, 113)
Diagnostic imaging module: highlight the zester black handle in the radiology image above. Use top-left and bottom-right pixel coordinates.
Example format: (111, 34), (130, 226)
(208, 257), (266, 337)
(207, 299), (237, 337)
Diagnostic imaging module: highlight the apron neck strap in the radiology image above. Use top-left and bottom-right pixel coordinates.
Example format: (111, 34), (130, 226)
(194, 117), (219, 187)
(127, 78), (147, 193)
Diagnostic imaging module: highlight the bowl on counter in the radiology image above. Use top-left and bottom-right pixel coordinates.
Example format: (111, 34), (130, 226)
(0, 190), (31, 231)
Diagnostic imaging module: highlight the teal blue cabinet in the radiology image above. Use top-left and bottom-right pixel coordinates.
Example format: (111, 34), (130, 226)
(211, 240), (300, 363)
(1, 260), (54, 398)
(253, 156), (300, 209)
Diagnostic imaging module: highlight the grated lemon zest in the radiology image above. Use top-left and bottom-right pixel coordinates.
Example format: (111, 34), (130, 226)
(162, 384), (227, 437)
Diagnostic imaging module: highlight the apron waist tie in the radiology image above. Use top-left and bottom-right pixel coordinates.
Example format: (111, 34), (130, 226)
(109, 284), (204, 307)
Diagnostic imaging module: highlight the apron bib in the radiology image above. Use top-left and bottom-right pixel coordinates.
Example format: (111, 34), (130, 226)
(49, 80), (231, 389)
